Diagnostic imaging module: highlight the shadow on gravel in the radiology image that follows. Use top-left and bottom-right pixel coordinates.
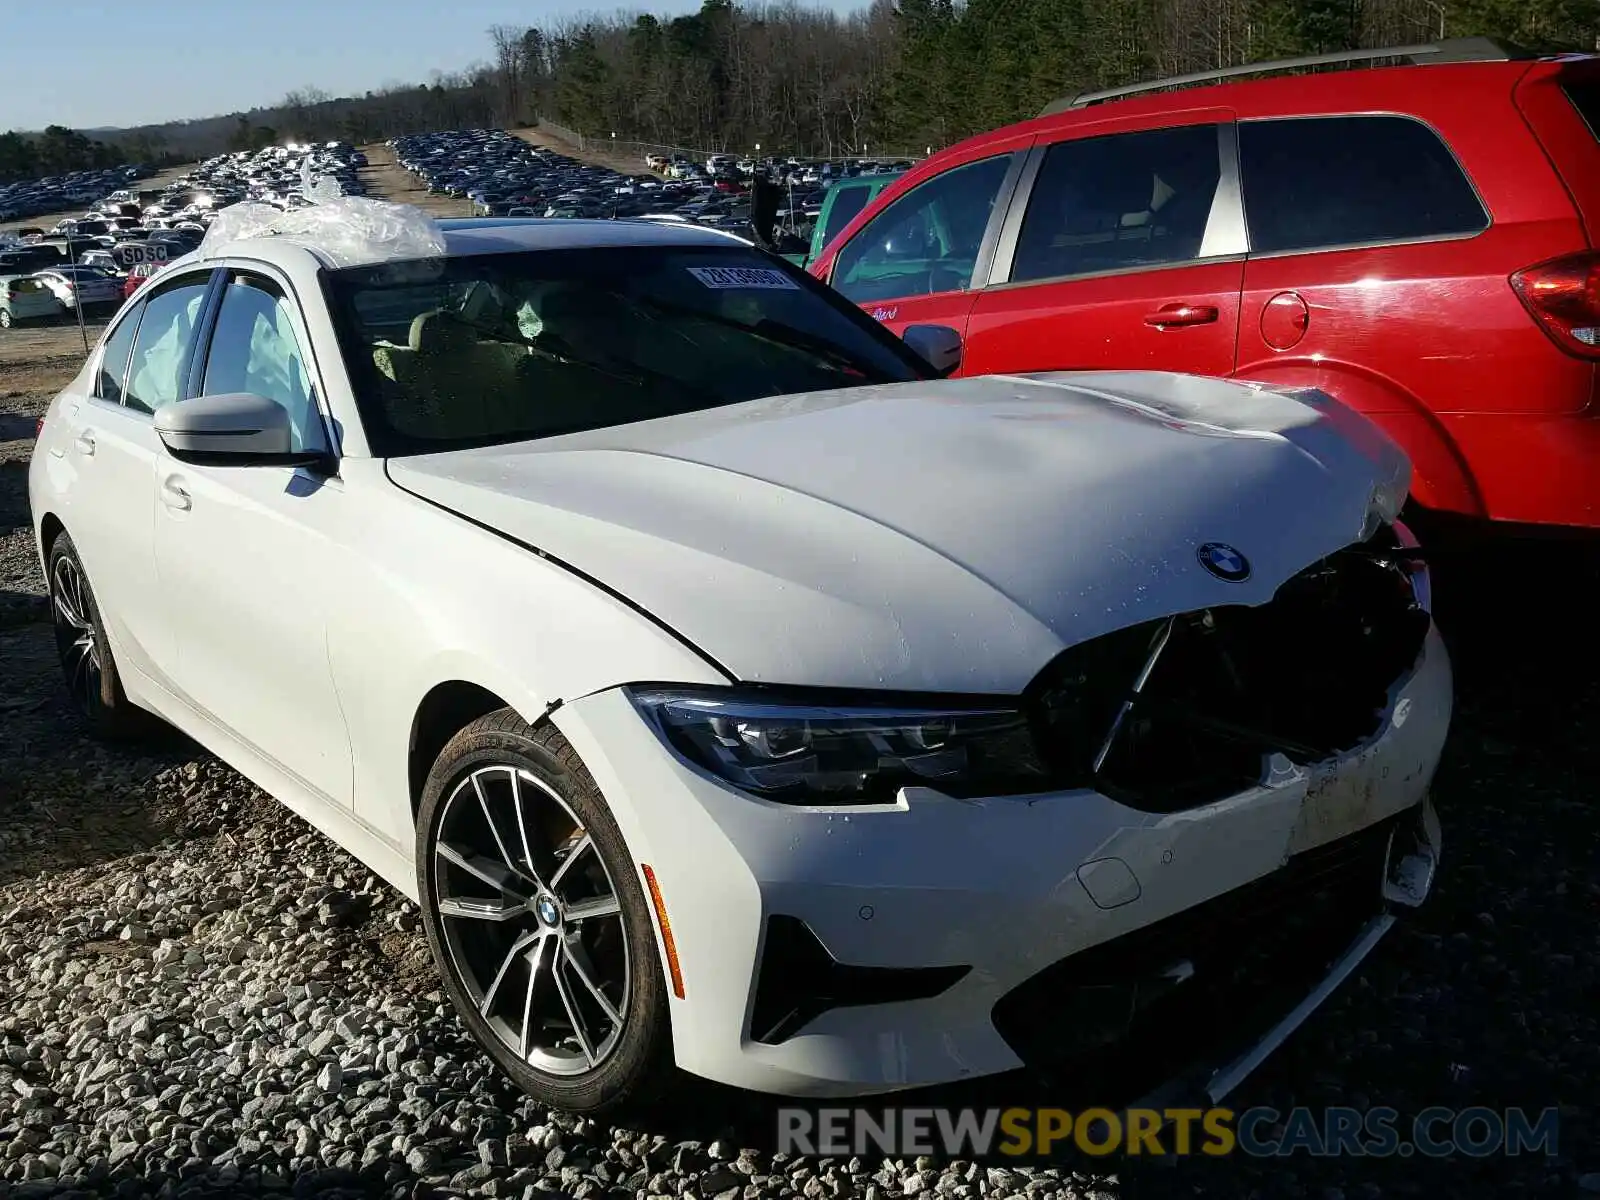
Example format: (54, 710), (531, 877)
(0, 607), (195, 888)
(0, 413), (36, 441)
(0, 460), (31, 538)
(0, 585), (47, 629)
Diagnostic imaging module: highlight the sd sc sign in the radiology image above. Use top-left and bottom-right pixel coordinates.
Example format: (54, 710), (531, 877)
(112, 242), (170, 268)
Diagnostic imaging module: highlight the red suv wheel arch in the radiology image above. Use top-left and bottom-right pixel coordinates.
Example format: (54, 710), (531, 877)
(1235, 360), (1487, 517)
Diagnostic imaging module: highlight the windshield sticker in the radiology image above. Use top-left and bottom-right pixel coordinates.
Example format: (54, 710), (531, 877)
(687, 266), (799, 291)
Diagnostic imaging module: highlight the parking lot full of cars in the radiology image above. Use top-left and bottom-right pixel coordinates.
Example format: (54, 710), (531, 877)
(391, 127), (913, 266)
(1, 142), (367, 325)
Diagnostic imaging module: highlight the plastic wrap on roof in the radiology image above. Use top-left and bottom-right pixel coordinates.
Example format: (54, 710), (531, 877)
(198, 165), (447, 269)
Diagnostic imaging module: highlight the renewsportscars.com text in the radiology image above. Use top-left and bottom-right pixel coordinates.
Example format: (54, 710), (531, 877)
(777, 1106), (1560, 1159)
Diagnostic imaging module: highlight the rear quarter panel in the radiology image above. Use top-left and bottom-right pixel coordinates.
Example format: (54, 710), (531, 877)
(1222, 64), (1598, 520)
(1231, 64), (1593, 417)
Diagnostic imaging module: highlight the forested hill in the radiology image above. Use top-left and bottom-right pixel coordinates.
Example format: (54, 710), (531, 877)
(6, 0), (1596, 179)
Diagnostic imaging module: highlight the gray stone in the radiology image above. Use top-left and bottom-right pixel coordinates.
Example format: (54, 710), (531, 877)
(405, 1146), (437, 1174)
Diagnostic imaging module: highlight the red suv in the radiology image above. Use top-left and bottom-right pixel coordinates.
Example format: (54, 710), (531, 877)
(810, 40), (1600, 533)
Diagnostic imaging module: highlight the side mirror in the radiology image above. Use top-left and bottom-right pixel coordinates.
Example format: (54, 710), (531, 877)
(155, 393), (322, 467)
(902, 324), (963, 377)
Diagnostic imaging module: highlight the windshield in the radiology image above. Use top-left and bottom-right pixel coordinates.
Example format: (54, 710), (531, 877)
(326, 244), (930, 455)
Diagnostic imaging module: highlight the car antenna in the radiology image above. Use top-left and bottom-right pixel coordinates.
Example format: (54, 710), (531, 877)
(67, 228), (89, 356)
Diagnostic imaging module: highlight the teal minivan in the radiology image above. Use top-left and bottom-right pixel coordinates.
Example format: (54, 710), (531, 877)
(782, 172), (904, 267)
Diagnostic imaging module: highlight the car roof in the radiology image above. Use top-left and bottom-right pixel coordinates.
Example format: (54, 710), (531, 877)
(197, 216), (749, 274)
(929, 56), (1575, 169)
(841, 53), (1597, 243)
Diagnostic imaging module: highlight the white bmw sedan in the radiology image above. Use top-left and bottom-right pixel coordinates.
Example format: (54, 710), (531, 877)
(30, 218), (1450, 1114)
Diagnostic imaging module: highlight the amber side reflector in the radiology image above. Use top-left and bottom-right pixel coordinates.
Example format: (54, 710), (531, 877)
(641, 864), (685, 999)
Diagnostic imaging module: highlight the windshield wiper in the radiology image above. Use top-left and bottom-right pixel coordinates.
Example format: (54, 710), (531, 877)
(631, 295), (902, 383)
(751, 318), (897, 381)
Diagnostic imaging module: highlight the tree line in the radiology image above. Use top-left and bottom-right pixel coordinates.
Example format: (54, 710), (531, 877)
(505, 0), (1599, 156)
(0, 126), (147, 184)
(5, 0), (1597, 182)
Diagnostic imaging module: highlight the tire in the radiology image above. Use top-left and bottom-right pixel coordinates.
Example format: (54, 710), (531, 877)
(47, 532), (154, 740)
(417, 710), (673, 1113)
(0, 309), (11, 328)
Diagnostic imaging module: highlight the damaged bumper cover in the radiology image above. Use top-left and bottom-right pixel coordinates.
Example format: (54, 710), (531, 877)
(552, 615), (1451, 1098)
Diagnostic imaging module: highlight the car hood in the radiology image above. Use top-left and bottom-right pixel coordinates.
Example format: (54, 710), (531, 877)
(387, 371), (1410, 694)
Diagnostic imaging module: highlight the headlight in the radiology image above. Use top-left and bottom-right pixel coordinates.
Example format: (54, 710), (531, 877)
(630, 688), (1050, 805)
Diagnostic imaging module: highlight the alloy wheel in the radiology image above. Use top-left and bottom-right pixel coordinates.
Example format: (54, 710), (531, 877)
(50, 554), (102, 717)
(432, 764), (630, 1076)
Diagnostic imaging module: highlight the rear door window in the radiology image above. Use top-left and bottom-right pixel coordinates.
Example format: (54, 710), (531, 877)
(1010, 125), (1224, 282)
(1239, 115), (1488, 255)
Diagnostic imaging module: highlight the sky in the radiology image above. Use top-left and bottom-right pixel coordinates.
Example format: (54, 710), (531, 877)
(4, 0), (864, 133)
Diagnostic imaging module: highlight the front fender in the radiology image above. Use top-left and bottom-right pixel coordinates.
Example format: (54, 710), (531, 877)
(328, 461), (730, 858)
(1235, 358), (1486, 517)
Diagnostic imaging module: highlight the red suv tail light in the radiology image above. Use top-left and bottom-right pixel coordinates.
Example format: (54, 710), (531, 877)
(1511, 251), (1600, 359)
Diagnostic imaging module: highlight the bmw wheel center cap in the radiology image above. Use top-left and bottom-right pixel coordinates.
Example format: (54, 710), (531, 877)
(1197, 542), (1251, 582)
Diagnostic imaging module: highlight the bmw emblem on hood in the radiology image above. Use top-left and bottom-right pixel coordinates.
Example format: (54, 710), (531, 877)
(1197, 542), (1251, 582)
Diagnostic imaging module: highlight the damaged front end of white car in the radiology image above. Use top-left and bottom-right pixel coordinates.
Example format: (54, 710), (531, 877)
(979, 518), (1446, 1109)
(407, 366), (1451, 1105)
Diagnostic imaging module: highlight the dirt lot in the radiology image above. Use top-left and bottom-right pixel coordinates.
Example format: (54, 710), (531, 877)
(354, 125), (648, 216)
(0, 320), (107, 371)
(509, 125), (647, 176)
(0, 192), (1595, 1198)
(355, 142), (476, 219)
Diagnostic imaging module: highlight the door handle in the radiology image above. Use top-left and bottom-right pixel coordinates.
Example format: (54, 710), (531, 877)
(1145, 303), (1220, 329)
(160, 476), (191, 512)
(75, 431), (95, 456)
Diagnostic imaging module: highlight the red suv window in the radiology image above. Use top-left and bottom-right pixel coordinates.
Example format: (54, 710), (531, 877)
(1563, 80), (1600, 139)
(1012, 125), (1224, 282)
(1237, 116), (1488, 254)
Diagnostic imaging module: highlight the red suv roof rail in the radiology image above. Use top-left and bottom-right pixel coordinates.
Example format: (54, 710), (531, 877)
(1043, 36), (1535, 114)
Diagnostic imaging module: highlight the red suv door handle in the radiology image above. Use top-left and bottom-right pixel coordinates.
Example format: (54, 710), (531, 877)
(1145, 303), (1220, 329)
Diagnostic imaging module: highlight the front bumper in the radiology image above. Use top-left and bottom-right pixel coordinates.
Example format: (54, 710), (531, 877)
(553, 624), (1451, 1098)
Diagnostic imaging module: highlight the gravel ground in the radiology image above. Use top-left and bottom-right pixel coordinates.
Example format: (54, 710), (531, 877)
(0, 351), (1595, 1200)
